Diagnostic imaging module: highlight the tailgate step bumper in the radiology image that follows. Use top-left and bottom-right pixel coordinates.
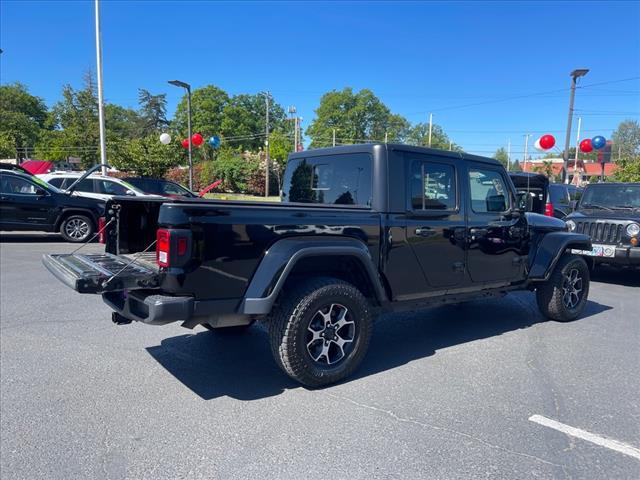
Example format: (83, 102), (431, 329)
(42, 253), (160, 294)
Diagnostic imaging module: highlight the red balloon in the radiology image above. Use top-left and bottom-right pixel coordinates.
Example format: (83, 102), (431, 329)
(539, 134), (555, 150)
(181, 138), (190, 149)
(579, 138), (593, 153)
(192, 133), (204, 146)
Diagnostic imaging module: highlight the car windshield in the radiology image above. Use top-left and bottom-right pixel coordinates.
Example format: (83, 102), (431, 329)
(579, 185), (640, 209)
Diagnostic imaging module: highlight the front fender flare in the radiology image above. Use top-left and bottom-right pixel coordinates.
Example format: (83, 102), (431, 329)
(239, 237), (387, 315)
(528, 232), (591, 281)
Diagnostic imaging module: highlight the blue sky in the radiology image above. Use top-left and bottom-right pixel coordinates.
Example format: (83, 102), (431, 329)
(1, 0), (639, 160)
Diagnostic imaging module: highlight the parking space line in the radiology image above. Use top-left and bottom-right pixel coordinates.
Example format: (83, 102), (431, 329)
(529, 414), (640, 460)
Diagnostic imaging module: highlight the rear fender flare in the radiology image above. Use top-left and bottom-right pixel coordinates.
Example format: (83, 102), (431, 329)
(240, 237), (387, 315)
(528, 232), (591, 281)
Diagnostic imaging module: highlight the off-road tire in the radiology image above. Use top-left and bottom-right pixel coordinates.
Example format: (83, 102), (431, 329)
(60, 214), (94, 243)
(536, 254), (590, 322)
(268, 277), (373, 387)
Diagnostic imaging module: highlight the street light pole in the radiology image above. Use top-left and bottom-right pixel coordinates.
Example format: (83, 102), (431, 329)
(562, 69), (589, 184)
(94, 0), (108, 175)
(168, 80), (193, 190)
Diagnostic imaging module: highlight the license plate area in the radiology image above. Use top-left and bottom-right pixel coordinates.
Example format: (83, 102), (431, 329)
(571, 243), (616, 258)
(43, 253), (160, 294)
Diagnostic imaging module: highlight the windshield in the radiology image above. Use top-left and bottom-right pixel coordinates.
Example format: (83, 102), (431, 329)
(579, 185), (640, 209)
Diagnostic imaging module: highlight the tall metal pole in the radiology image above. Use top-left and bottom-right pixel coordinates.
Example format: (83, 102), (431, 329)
(186, 87), (193, 190)
(562, 69), (589, 184)
(428, 113), (433, 147)
(293, 117), (298, 153)
(94, 0), (107, 175)
(264, 92), (270, 197)
(573, 117), (581, 185)
(523, 134), (530, 172)
(332, 128), (336, 147)
(507, 139), (511, 171)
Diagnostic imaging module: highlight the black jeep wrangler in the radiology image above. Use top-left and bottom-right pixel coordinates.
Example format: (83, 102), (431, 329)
(565, 182), (640, 268)
(43, 145), (592, 386)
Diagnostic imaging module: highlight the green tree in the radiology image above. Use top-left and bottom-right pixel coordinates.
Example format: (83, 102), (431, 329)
(612, 158), (640, 182)
(105, 104), (141, 140)
(137, 89), (168, 135)
(0, 83), (48, 159)
(107, 134), (182, 177)
(268, 130), (292, 187)
(493, 147), (509, 168)
(405, 122), (461, 151)
(612, 119), (640, 159)
(43, 72), (100, 168)
(305, 88), (409, 147)
(220, 93), (287, 152)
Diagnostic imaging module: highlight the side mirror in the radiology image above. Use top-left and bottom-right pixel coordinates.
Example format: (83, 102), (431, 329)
(516, 192), (534, 212)
(125, 190), (136, 196)
(569, 200), (578, 210)
(35, 188), (48, 197)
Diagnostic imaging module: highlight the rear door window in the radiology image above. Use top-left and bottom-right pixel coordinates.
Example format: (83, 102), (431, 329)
(282, 153), (372, 206)
(96, 180), (129, 195)
(549, 185), (570, 205)
(409, 160), (457, 211)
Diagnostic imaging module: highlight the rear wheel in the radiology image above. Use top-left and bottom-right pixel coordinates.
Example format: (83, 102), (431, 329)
(268, 277), (373, 387)
(60, 215), (94, 243)
(536, 254), (590, 322)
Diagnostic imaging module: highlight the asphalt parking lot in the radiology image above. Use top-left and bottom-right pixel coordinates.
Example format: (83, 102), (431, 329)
(1, 233), (639, 479)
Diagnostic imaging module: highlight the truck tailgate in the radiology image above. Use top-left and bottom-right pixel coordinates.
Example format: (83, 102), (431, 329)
(42, 253), (160, 294)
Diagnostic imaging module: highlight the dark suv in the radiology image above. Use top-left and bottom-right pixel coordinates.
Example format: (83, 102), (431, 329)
(565, 182), (640, 268)
(0, 166), (105, 242)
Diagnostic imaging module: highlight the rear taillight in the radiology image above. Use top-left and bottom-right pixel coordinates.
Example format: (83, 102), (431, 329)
(98, 217), (106, 244)
(544, 202), (554, 217)
(156, 229), (191, 268)
(157, 229), (171, 267)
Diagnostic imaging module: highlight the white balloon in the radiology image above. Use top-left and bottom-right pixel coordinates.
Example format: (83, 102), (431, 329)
(159, 133), (171, 145)
(534, 138), (544, 151)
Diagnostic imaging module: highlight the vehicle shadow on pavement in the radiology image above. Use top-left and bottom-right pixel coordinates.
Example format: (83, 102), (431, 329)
(591, 267), (640, 287)
(146, 295), (611, 401)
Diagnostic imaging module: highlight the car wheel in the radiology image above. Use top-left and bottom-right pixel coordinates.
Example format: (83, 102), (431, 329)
(268, 277), (373, 387)
(60, 215), (94, 243)
(536, 254), (590, 322)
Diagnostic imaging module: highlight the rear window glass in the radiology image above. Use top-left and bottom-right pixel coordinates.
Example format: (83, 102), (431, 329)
(549, 184), (570, 205)
(282, 153), (372, 207)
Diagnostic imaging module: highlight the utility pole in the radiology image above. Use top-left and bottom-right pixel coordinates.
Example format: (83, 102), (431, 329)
(449, 140), (453, 151)
(332, 128), (336, 147)
(573, 117), (582, 185)
(523, 134), (531, 172)
(264, 92), (270, 197)
(507, 139), (511, 171)
(384, 132), (388, 143)
(288, 105), (297, 153)
(94, 0), (107, 175)
(428, 113), (433, 147)
(562, 69), (589, 183)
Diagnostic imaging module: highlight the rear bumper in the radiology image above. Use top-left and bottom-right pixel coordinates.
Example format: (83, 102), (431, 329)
(102, 290), (251, 328)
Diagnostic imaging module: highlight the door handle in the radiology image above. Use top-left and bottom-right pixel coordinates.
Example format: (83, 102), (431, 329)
(415, 227), (436, 238)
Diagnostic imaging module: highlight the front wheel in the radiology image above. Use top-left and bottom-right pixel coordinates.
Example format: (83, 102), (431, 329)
(536, 254), (590, 322)
(60, 215), (94, 243)
(268, 278), (373, 387)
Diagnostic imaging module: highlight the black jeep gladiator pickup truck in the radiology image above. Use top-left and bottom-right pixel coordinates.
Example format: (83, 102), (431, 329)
(43, 144), (592, 386)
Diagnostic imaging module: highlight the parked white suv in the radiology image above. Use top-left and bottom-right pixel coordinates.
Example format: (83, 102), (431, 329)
(38, 172), (157, 201)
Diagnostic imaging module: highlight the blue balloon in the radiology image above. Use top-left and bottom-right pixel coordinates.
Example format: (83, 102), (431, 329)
(208, 135), (221, 148)
(592, 135), (606, 150)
